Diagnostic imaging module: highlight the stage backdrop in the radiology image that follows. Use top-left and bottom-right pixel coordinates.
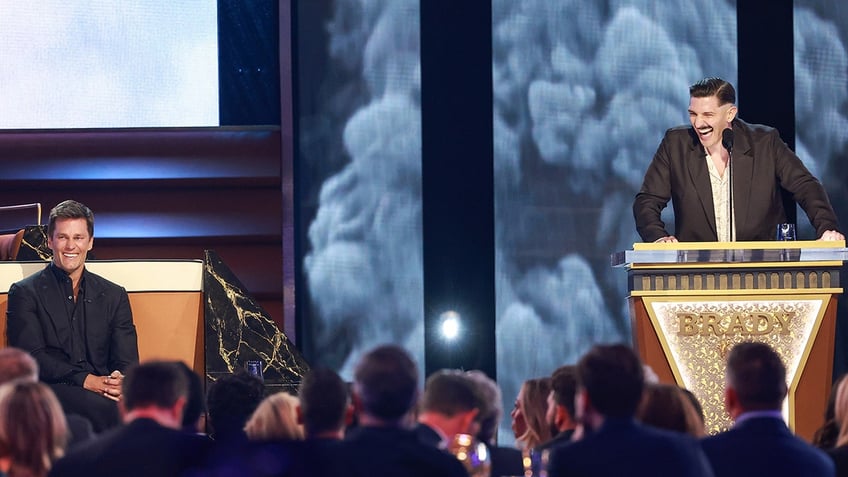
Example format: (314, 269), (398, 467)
(296, 0), (848, 445)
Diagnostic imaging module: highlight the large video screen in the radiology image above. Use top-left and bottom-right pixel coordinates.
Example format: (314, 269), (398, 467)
(0, 1), (219, 129)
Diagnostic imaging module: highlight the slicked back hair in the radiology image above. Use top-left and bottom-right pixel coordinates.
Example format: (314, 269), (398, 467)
(689, 77), (736, 106)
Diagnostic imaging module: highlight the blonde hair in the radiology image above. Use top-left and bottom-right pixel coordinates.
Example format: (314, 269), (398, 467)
(516, 378), (552, 449)
(834, 377), (848, 447)
(0, 381), (68, 477)
(244, 392), (303, 441)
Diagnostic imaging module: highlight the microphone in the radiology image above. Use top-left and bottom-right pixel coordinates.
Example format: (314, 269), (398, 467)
(722, 128), (734, 153)
(723, 128), (734, 241)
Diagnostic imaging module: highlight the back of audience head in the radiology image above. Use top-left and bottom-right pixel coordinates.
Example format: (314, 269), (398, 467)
(832, 374), (848, 448)
(637, 383), (705, 437)
(418, 369), (482, 439)
(244, 392), (303, 441)
(353, 344), (418, 425)
(122, 361), (189, 429)
(0, 347), (38, 384)
(297, 367), (350, 439)
(577, 344), (644, 421)
(512, 377), (552, 449)
(465, 370), (502, 445)
(815, 374), (846, 449)
(547, 365), (578, 436)
(724, 341), (787, 418)
(176, 362), (206, 433)
(207, 370), (265, 440)
(0, 381), (68, 477)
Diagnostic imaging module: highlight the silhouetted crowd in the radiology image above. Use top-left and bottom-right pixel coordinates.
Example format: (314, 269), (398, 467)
(0, 340), (846, 477)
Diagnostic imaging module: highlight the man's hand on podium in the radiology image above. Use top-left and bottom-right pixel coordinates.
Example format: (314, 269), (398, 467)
(818, 230), (845, 241)
(654, 236), (679, 243)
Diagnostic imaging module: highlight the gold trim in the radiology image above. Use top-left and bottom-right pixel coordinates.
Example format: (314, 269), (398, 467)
(787, 295), (830, 432)
(633, 240), (845, 251)
(631, 288), (843, 297)
(630, 261), (843, 270)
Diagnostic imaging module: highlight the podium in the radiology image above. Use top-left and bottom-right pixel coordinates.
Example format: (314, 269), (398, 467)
(613, 241), (848, 440)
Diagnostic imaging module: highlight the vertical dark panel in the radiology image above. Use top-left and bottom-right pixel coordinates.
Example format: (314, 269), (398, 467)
(219, 0), (281, 125)
(420, 0), (496, 377)
(280, 0), (297, 341)
(737, 0), (796, 224)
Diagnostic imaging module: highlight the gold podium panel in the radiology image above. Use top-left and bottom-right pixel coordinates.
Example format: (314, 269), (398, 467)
(615, 241), (846, 441)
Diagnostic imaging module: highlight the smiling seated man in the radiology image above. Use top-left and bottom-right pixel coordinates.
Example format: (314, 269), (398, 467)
(6, 199), (139, 432)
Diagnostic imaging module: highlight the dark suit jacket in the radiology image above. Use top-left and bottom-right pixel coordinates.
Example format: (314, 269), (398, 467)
(827, 445), (848, 477)
(49, 418), (211, 477)
(6, 265), (138, 386)
(546, 418), (714, 477)
(701, 416), (835, 477)
(634, 118), (840, 242)
(341, 426), (469, 477)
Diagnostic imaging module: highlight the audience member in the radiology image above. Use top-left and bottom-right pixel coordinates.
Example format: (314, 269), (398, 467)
(415, 369), (481, 448)
(0, 347), (93, 449)
(539, 365), (578, 452)
(297, 367), (350, 440)
(701, 341), (834, 477)
(511, 377), (552, 450)
(206, 370), (265, 443)
(825, 373), (848, 474)
(6, 200), (139, 433)
(0, 381), (68, 477)
(815, 375), (846, 450)
(637, 383), (704, 437)
(175, 362), (207, 435)
(344, 344), (469, 477)
(245, 392), (303, 441)
(465, 370), (523, 477)
(546, 344), (713, 477)
(49, 361), (210, 477)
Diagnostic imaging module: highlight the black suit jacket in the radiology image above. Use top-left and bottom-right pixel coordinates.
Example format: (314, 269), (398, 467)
(6, 265), (138, 386)
(634, 119), (840, 242)
(341, 426), (469, 477)
(702, 416), (834, 477)
(49, 418), (211, 477)
(546, 418), (714, 477)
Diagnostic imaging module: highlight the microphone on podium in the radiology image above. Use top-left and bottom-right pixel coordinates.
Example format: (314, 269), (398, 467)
(723, 128), (734, 241)
(722, 128), (734, 153)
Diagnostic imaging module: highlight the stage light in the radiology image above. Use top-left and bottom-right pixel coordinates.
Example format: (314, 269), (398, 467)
(440, 310), (461, 341)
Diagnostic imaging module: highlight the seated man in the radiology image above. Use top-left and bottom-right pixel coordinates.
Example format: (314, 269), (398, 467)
(6, 200), (138, 432)
(546, 344), (713, 477)
(415, 369), (481, 448)
(701, 341), (834, 476)
(50, 360), (211, 477)
(343, 345), (469, 477)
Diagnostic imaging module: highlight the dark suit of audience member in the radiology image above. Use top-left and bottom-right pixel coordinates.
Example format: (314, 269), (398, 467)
(701, 342), (834, 477)
(546, 344), (714, 477)
(6, 200), (138, 433)
(343, 345), (468, 477)
(464, 370), (523, 477)
(49, 361), (210, 477)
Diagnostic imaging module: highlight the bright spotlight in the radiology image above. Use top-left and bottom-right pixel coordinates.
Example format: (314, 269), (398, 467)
(440, 310), (461, 341)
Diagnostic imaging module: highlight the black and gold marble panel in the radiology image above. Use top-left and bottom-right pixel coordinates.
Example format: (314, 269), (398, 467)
(16, 225), (51, 261)
(203, 250), (309, 393)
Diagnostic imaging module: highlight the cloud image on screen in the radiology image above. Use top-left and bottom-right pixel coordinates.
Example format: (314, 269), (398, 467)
(0, 1), (218, 129)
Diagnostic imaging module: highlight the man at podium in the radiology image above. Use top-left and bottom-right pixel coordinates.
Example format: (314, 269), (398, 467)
(633, 77), (843, 243)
